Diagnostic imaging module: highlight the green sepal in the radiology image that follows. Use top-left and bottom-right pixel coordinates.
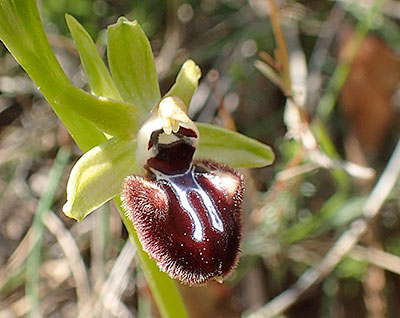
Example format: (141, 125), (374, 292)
(195, 123), (275, 168)
(66, 14), (122, 100)
(54, 85), (142, 139)
(165, 60), (201, 112)
(108, 17), (161, 113)
(63, 137), (138, 221)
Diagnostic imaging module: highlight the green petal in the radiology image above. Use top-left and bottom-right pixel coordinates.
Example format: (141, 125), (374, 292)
(108, 17), (160, 112)
(66, 14), (122, 100)
(195, 123), (275, 168)
(54, 85), (142, 139)
(165, 59), (201, 112)
(63, 137), (138, 221)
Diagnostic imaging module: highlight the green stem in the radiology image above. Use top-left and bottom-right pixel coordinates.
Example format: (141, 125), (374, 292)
(115, 198), (188, 318)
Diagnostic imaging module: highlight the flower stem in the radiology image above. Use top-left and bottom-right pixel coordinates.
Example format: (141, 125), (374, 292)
(115, 197), (188, 318)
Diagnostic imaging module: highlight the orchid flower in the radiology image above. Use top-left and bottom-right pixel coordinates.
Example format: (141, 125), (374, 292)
(60, 16), (274, 285)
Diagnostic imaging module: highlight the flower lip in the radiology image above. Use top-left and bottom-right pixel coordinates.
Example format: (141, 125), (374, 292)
(122, 159), (244, 285)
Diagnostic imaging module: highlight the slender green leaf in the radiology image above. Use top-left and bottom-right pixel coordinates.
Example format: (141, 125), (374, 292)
(63, 137), (138, 221)
(0, 0), (107, 152)
(66, 14), (122, 100)
(108, 17), (160, 112)
(0, 0), (68, 95)
(165, 59), (201, 111)
(54, 85), (142, 139)
(195, 123), (275, 168)
(312, 121), (350, 190)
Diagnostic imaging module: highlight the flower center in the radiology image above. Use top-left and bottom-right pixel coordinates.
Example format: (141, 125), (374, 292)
(135, 96), (199, 175)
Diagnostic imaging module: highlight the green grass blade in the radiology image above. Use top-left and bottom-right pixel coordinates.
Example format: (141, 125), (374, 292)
(26, 148), (71, 318)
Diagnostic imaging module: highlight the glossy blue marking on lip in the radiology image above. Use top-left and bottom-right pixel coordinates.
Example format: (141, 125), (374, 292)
(122, 159), (243, 285)
(154, 166), (224, 242)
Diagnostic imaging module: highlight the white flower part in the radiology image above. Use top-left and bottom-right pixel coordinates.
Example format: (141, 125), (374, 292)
(136, 96), (200, 171)
(158, 97), (189, 134)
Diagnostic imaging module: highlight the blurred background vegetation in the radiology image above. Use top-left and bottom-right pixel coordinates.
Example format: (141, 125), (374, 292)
(1, 0), (400, 317)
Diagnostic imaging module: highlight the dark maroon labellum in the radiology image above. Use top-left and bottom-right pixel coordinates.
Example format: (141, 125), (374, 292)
(122, 160), (243, 285)
(122, 97), (244, 285)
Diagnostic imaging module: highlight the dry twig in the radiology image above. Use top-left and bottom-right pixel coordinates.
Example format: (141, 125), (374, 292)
(43, 212), (91, 318)
(93, 239), (136, 318)
(155, 0), (181, 79)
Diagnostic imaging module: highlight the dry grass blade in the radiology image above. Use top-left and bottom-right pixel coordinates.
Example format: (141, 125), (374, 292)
(280, 12), (375, 180)
(43, 212), (91, 317)
(350, 246), (400, 276)
(254, 60), (286, 94)
(93, 239), (136, 318)
(0, 228), (32, 288)
(306, 3), (346, 111)
(267, 0), (291, 91)
(155, 0), (181, 79)
(91, 207), (110, 293)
